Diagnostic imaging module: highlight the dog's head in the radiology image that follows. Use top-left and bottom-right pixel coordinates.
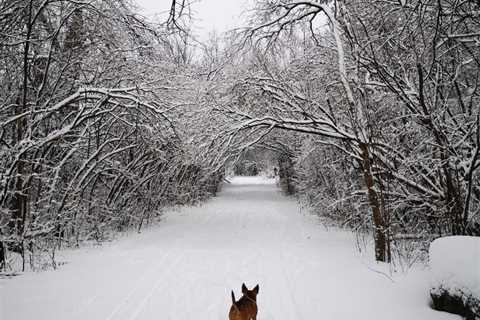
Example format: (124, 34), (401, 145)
(241, 283), (259, 301)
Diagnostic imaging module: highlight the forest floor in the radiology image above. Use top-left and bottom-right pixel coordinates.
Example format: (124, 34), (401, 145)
(1, 177), (459, 320)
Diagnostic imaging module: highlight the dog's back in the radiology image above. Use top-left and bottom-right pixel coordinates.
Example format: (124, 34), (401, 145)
(229, 284), (259, 320)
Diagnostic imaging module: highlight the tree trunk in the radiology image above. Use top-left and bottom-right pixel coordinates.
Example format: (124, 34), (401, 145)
(360, 142), (390, 262)
(0, 241), (5, 271)
(10, 1), (34, 271)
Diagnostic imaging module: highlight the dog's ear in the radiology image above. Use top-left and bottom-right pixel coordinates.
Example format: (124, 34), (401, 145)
(242, 283), (247, 294)
(253, 284), (259, 295)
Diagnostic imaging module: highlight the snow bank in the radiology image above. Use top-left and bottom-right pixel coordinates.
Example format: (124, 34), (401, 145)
(429, 236), (480, 319)
(430, 236), (480, 297)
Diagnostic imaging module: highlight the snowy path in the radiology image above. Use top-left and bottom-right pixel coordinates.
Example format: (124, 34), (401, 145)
(1, 177), (458, 320)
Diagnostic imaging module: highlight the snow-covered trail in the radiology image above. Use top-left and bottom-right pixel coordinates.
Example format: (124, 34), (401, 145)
(1, 177), (458, 320)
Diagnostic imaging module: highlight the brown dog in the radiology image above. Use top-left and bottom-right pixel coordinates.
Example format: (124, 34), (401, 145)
(229, 283), (259, 320)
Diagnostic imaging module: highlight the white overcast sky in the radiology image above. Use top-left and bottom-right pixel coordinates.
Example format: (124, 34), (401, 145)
(135, 0), (253, 40)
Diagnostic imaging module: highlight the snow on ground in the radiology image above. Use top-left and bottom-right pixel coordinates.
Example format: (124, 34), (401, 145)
(1, 176), (459, 320)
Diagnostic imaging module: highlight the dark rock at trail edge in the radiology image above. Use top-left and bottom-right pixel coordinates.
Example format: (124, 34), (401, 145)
(431, 287), (480, 320)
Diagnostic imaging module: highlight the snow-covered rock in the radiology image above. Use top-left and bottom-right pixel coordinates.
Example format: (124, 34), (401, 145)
(429, 236), (480, 319)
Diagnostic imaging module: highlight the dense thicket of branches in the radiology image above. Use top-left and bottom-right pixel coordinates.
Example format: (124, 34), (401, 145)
(202, 0), (480, 264)
(1, 0), (478, 271)
(0, 0), (223, 271)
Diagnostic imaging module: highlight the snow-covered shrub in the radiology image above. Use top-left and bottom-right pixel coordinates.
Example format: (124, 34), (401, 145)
(294, 137), (365, 229)
(429, 236), (480, 319)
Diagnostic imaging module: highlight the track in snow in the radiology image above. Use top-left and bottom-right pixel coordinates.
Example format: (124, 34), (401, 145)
(1, 176), (458, 320)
